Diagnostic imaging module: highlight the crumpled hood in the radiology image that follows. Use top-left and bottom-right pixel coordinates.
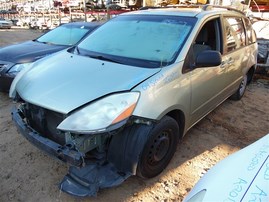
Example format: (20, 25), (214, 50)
(16, 51), (160, 114)
(0, 40), (66, 63)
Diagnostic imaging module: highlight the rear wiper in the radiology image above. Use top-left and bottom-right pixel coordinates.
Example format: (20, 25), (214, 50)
(87, 55), (122, 64)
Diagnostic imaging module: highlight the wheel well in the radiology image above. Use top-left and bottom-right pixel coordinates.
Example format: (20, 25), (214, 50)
(247, 66), (255, 84)
(166, 110), (185, 139)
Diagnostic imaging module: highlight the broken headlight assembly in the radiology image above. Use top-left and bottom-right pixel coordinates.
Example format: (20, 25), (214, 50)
(57, 92), (140, 134)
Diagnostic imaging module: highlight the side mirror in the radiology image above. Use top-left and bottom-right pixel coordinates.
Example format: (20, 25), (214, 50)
(195, 50), (222, 68)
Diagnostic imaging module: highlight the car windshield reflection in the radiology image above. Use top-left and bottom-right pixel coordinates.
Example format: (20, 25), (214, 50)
(37, 25), (91, 46)
(78, 15), (196, 68)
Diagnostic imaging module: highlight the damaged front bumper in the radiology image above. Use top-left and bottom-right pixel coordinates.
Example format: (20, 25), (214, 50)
(11, 107), (84, 167)
(60, 163), (131, 197)
(11, 106), (133, 197)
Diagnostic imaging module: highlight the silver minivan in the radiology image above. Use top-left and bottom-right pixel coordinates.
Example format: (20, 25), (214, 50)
(11, 5), (257, 196)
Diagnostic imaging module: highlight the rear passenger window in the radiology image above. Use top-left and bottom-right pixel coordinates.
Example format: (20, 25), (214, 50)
(224, 17), (246, 53)
(243, 18), (257, 44)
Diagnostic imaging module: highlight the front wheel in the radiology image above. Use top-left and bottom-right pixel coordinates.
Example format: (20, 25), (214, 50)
(137, 116), (179, 178)
(230, 74), (248, 101)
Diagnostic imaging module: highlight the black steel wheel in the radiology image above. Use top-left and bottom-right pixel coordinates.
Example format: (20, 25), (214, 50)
(137, 116), (179, 178)
(230, 74), (248, 101)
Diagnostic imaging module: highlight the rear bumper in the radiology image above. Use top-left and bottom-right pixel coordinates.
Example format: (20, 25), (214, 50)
(11, 107), (83, 167)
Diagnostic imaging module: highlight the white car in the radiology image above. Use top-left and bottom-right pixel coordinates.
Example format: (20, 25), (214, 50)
(184, 133), (269, 202)
(0, 18), (12, 29)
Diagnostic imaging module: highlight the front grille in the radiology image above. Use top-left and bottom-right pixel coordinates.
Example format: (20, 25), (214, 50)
(23, 102), (66, 145)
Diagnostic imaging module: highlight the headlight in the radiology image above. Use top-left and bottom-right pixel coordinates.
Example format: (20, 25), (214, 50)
(57, 92), (140, 134)
(7, 62), (33, 76)
(0, 64), (9, 72)
(9, 63), (34, 98)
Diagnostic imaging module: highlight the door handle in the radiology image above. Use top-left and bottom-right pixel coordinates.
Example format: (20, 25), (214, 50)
(227, 58), (234, 65)
(221, 58), (234, 68)
(220, 61), (227, 68)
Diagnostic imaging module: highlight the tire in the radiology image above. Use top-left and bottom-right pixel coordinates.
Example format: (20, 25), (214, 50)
(137, 116), (179, 178)
(230, 74), (248, 101)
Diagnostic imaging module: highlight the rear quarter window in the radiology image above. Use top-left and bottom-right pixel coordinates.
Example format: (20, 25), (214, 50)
(243, 17), (257, 44)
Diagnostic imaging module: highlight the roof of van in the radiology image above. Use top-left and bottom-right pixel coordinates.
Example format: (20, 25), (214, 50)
(121, 5), (245, 18)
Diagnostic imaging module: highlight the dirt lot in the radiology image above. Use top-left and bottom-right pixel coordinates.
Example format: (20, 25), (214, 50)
(0, 28), (268, 202)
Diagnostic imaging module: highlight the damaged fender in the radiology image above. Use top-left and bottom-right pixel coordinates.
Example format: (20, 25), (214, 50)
(107, 122), (154, 174)
(60, 121), (154, 196)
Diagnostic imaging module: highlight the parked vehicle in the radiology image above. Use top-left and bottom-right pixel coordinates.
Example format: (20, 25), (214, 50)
(0, 18), (12, 29)
(11, 5), (257, 197)
(28, 18), (46, 29)
(0, 21), (101, 92)
(183, 133), (269, 202)
(252, 20), (269, 76)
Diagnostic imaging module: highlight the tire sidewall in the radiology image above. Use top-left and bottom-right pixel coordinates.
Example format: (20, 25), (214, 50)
(230, 74), (248, 101)
(137, 116), (179, 178)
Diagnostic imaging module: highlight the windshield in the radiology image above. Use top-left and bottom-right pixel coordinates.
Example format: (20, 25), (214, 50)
(37, 24), (91, 46)
(78, 15), (196, 68)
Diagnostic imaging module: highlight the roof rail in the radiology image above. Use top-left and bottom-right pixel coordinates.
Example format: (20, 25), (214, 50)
(139, 4), (203, 10)
(201, 4), (245, 15)
(139, 4), (245, 15)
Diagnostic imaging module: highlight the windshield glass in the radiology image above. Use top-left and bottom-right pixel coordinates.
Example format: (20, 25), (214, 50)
(37, 24), (91, 46)
(78, 15), (196, 68)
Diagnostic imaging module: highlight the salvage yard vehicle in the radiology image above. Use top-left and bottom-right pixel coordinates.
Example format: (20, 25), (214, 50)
(252, 20), (269, 76)
(183, 133), (269, 202)
(0, 18), (12, 29)
(11, 5), (257, 197)
(0, 22), (101, 92)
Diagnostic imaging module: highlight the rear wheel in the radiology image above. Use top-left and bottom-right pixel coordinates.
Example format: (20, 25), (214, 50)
(137, 116), (179, 178)
(230, 74), (248, 101)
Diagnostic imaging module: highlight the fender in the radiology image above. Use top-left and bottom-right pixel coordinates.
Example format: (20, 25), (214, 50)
(108, 122), (154, 174)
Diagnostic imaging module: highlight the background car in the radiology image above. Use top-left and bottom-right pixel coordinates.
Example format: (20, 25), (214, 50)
(184, 133), (269, 202)
(0, 18), (12, 29)
(0, 21), (101, 92)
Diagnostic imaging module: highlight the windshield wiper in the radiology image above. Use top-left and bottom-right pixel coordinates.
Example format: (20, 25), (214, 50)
(87, 55), (123, 64)
(34, 40), (54, 45)
(75, 46), (80, 54)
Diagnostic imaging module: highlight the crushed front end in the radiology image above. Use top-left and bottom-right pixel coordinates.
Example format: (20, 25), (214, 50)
(12, 102), (109, 167)
(11, 99), (150, 196)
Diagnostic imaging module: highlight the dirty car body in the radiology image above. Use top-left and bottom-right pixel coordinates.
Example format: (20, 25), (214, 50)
(0, 22), (100, 92)
(183, 133), (269, 202)
(11, 5), (257, 197)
